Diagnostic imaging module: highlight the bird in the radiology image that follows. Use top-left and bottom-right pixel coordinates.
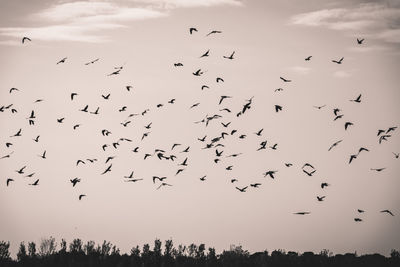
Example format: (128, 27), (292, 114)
(10, 128), (22, 137)
(70, 178), (81, 187)
(25, 173), (35, 178)
(125, 179), (143, 183)
(200, 49), (210, 58)
(264, 170), (277, 179)
(219, 95), (231, 105)
(305, 56), (312, 61)
(76, 160), (85, 166)
(193, 69), (204, 76)
(303, 169), (316, 176)
(302, 163), (314, 169)
(235, 186), (248, 192)
(344, 122), (354, 130)
(275, 88), (283, 92)
(380, 210), (394, 216)
(294, 212), (310, 215)
(221, 122), (231, 128)
(101, 164), (112, 175)
(328, 140), (343, 151)
(144, 122), (152, 129)
(349, 154), (357, 164)
(226, 166), (233, 170)
(9, 87), (19, 93)
(132, 147), (139, 153)
(317, 196), (326, 201)
(223, 51), (235, 60)
(250, 183), (261, 188)
(199, 175), (207, 181)
(22, 37), (31, 43)
(190, 103), (200, 109)
(377, 129), (385, 136)
(80, 105), (89, 112)
(153, 176), (167, 183)
(386, 127), (397, 134)
(275, 105), (282, 112)
(175, 169), (185, 175)
(141, 132), (150, 140)
(285, 163), (293, 167)
(280, 77), (291, 82)
(121, 121), (131, 127)
(321, 183), (330, 189)
(313, 105), (326, 110)
(270, 144), (278, 150)
(30, 179), (39, 186)
(57, 57), (67, 64)
(370, 168), (385, 172)
(358, 147), (369, 154)
(357, 38), (365, 44)
(108, 69), (121, 76)
(168, 99), (176, 104)
(333, 108), (341, 116)
(198, 135), (207, 142)
(189, 27), (197, 34)
(102, 94), (110, 100)
(393, 152), (399, 159)
(231, 179), (238, 183)
(144, 154), (152, 160)
(71, 93), (78, 100)
(254, 129), (263, 136)
(90, 107), (99, 115)
(350, 94), (362, 103)
(6, 178), (14, 186)
(379, 135), (391, 144)
(84, 58), (99, 65)
(179, 158), (188, 166)
(357, 209), (365, 213)
(57, 118), (65, 123)
(206, 30), (222, 36)
(332, 57), (344, 64)
(79, 194), (86, 200)
(354, 218), (362, 222)
(216, 77), (224, 83)
(201, 85), (209, 90)
(334, 114), (343, 121)
(16, 166), (26, 174)
(124, 171), (134, 179)
(38, 150), (46, 159)
(174, 63), (183, 67)
(157, 183), (172, 190)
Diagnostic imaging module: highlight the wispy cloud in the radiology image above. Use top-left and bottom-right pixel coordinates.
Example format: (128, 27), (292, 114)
(290, 3), (400, 44)
(0, 0), (242, 44)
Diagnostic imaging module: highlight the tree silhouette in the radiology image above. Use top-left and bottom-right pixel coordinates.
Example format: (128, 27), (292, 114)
(0, 241), (11, 261)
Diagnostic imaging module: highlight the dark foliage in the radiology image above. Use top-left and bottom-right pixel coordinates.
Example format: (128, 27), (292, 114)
(0, 239), (399, 267)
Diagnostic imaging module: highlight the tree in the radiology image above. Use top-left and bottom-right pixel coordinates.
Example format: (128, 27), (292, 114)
(60, 239), (67, 253)
(0, 241), (11, 261)
(69, 238), (83, 253)
(391, 249), (400, 259)
(17, 242), (27, 261)
(84, 240), (96, 255)
(28, 241), (37, 257)
(130, 245), (140, 257)
(39, 236), (57, 257)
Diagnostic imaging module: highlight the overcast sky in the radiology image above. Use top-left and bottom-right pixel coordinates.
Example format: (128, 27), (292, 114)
(0, 0), (399, 257)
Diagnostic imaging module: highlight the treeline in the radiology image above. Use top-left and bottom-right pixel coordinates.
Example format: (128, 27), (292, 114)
(0, 238), (399, 267)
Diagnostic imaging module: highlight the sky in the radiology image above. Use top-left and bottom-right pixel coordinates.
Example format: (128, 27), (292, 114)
(0, 0), (399, 258)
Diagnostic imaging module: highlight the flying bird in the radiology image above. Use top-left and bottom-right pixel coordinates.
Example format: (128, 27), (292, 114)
(321, 183), (330, 189)
(344, 122), (354, 130)
(200, 49), (210, 58)
(357, 38), (365, 44)
(216, 77), (224, 83)
(223, 51), (235, 60)
(38, 150), (46, 159)
(393, 152), (399, 159)
(79, 194), (86, 200)
(101, 164), (112, 175)
(275, 105), (282, 112)
(189, 27), (197, 34)
(85, 58), (99, 65)
(206, 30), (222, 36)
(22, 37), (31, 43)
(157, 183), (172, 190)
(219, 95), (231, 105)
(280, 77), (291, 82)
(174, 63), (183, 67)
(57, 57), (67, 64)
(332, 57), (344, 64)
(294, 212), (310, 215)
(9, 87), (19, 93)
(193, 69), (204, 76)
(10, 128), (22, 137)
(370, 168), (385, 172)
(70, 178), (81, 187)
(328, 140), (343, 151)
(380, 210), (394, 216)
(235, 186), (248, 192)
(354, 218), (362, 222)
(16, 166), (26, 174)
(317, 196), (326, 201)
(305, 56), (312, 61)
(6, 178), (14, 186)
(29, 179), (39, 186)
(264, 170), (277, 179)
(350, 94), (362, 103)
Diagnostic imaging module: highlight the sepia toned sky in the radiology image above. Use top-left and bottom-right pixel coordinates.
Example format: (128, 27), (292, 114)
(0, 0), (399, 257)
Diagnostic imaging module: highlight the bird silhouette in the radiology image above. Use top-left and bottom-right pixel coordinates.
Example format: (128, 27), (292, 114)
(275, 105), (282, 112)
(357, 38), (365, 44)
(79, 194), (86, 200)
(10, 128), (22, 137)
(102, 94), (110, 100)
(6, 178), (14, 186)
(303, 169), (316, 176)
(22, 37), (31, 43)
(57, 57), (67, 64)
(9, 87), (19, 93)
(206, 30), (222, 36)
(280, 77), (291, 82)
(344, 122), (354, 130)
(275, 88), (283, 92)
(393, 152), (399, 158)
(38, 150), (46, 159)
(193, 69), (204, 76)
(264, 170), (277, 179)
(305, 56), (312, 61)
(125, 179), (143, 183)
(350, 94), (362, 103)
(157, 182), (172, 190)
(223, 51), (235, 60)
(349, 154), (357, 164)
(294, 212), (310, 215)
(321, 183), (330, 189)
(174, 63), (183, 67)
(199, 175), (207, 181)
(16, 166), (26, 174)
(334, 114), (343, 121)
(25, 173), (35, 178)
(371, 168), (385, 172)
(189, 27), (197, 34)
(30, 179), (39, 186)
(377, 129), (385, 136)
(317, 196), (326, 201)
(328, 140), (343, 151)
(386, 127), (397, 134)
(76, 160), (85, 166)
(124, 171), (134, 179)
(216, 77), (224, 83)
(175, 168), (185, 175)
(357, 209), (365, 213)
(358, 147), (369, 154)
(250, 183), (261, 188)
(380, 210), (394, 216)
(70, 178), (81, 187)
(101, 164), (112, 175)
(168, 99), (176, 104)
(85, 58), (99, 65)
(332, 57), (344, 64)
(200, 49), (210, 58)
(235, 186), (248, 192)
(254, 128), (263, 136)
(57, 118), (65, 123)
(354, 218), (362, 222)
(153, 176), (167, 183)
(107, 69), (121, 76)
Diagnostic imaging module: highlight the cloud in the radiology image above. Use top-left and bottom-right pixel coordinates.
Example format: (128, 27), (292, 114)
(0, 0), (242, 44)
(290, 3), (400, 44)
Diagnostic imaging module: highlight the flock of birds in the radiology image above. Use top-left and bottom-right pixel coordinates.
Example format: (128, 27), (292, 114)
(1, 28), (398, 222)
